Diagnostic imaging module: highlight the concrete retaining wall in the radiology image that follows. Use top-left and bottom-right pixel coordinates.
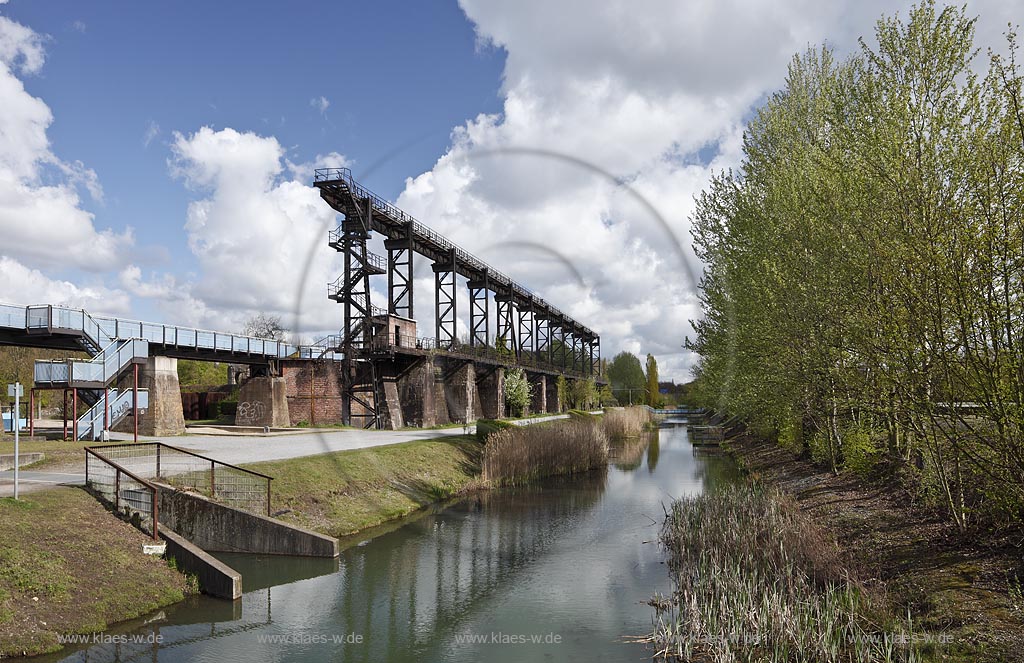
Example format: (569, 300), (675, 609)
(156, 485), (338, 557)
(0, 452), (43, 470)
(161, 527), (242, 600)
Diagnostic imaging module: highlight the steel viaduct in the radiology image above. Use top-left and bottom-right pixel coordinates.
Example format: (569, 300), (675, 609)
(1, 168), (601, 438)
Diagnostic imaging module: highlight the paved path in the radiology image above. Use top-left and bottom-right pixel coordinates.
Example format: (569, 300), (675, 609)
(0, 427), (472, 496)
(0, 412), (575, 496)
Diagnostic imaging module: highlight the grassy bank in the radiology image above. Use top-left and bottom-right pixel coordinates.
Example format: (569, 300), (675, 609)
(649, 485), (916, 662)
(0, 487), (193, 657)
(0, 437), (83, 470)
(241, 436), (481, 538)
(723, 435), (1024, 662)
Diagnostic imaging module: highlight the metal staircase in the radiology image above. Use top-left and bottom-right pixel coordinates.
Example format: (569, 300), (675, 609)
(30, 318), (150, 440)
(325, 180), (388, 428)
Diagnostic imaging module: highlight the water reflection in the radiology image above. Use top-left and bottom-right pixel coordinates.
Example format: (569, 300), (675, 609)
(46, 422), (737, 663)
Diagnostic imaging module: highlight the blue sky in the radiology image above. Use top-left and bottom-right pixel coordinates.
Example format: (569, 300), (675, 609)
(2, 0), (504, 276)
(0, 0), (1018, 380)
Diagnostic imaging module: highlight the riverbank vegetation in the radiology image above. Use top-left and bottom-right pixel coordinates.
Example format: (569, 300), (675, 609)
(0, 488), (193, 657)
(602, 406), (652, 439)
(481, 418), (608, 486)
(648, 485), (918, 662)
(689, 1), (1024, 530)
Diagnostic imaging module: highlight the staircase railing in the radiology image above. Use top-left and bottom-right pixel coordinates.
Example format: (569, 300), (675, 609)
(34, 339), (149, 388)
(77, 388), (149, 441)
(69, 339), (148, 385)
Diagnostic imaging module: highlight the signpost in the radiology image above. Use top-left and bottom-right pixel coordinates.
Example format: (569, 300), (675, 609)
(7, 382), (23, 500)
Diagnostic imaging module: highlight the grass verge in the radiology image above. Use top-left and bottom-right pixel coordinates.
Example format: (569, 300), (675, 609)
(723, 434), (1024, 661)
(0, 437), (84, 470)
(241, 436), (482, 538)
(0, 487), (193, 657)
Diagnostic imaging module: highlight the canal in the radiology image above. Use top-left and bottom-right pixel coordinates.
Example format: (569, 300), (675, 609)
(45, 419), (737, 662)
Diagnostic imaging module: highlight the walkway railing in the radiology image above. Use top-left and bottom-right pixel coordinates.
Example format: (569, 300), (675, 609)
(85, 447), (159, 540)
(86, 442), (273, 516)
(77, 388), (149, 440)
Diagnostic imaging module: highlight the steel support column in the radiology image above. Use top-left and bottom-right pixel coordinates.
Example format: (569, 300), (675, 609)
(495, 286), (515, 354)
(535, 316), (550, 367)
(385, 227), (414, 319)
(468, 271), (489, 347)
(517, 299), (534, 359)
(434, 248), (458, 349)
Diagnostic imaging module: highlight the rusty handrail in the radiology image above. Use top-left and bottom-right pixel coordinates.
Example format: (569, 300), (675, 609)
(84, 447), (159, 540)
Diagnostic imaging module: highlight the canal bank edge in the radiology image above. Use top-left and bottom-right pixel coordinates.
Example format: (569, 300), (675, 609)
(0, 487), (195, 658)
(721, 433), (1024, 661)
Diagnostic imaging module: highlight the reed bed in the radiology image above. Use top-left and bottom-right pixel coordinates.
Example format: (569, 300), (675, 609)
(481, 418), (608, 486)
(602, 406), (652, 439)
(648, 485), (918, 662)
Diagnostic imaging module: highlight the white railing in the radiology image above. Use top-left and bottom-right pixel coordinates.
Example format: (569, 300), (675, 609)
(77, 388), (149, 441)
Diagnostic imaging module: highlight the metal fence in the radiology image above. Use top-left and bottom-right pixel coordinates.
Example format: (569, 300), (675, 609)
(85, 447), (159, 540)
(86, 442), (273, 516)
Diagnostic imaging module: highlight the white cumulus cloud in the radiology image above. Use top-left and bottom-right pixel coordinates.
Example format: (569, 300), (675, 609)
(392, 0), (1018, 381)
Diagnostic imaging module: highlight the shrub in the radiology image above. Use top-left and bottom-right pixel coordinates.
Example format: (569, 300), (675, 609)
(842, 427), (879, 476)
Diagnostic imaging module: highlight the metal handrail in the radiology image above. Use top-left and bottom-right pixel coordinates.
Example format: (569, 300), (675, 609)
(88, 442), (273, 515)
(85, 447), (160, 540)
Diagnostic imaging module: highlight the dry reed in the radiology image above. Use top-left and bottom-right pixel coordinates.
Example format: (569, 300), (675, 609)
(602, 406), (652, 439)
(481, 418), (608, 486)
(648, 485), (918, 662)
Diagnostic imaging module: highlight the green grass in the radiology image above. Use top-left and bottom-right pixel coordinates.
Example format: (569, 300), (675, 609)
(241, 436), (482, 537)
(0, 437), (86, 470)
(0, 488), (193, 657)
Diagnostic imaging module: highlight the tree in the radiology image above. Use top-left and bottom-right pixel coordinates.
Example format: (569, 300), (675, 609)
(242, 313), (287, 340)
(504, 367), (532, 417)
(606, 352), (646, 405)
(646, 354), (660, 407)
(687, 1), (1024, 527)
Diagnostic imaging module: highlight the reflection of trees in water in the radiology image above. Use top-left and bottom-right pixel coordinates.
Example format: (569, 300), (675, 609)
(646, 428), (660, 473)
(332, 472), (608, 662)
(609, 431), (657, 471)
(692, 448), (741, 494)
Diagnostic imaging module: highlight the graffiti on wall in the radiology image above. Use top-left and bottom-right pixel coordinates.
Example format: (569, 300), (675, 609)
(236, 401), (266, 425)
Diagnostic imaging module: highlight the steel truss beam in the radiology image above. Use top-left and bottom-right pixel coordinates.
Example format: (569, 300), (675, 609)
(495, 286), (515, 353)
(535, 316), (550, 365)
(516, 299), (534, 359)
(385, 228), (414, 319)
(468, 271), (489, 347)
(434, 248), (458, 349)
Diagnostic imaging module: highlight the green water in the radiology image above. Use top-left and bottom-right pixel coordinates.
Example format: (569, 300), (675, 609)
(45, 420), (737, 662)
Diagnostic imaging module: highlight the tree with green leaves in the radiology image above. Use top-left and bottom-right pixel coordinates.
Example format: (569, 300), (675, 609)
(504, 367), (532, 417)
(688, 1), (1024, 528)
(645, 354), (660, 407)
(607, 352), (646, 405)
